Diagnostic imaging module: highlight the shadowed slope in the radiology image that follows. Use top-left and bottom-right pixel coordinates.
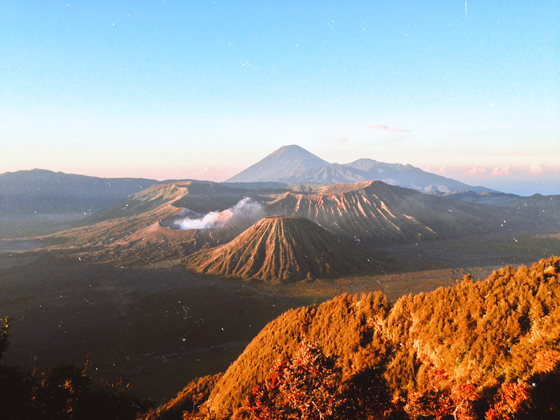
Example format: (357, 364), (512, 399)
(183, 216), (376, 282)
(0, 169), (161, 215)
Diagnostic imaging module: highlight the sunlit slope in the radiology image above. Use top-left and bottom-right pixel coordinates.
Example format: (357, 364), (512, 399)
(49, 183), (189, 246)
(208, 292), (392, 417)
(206, 256), (560, 418)
(47, 182), (267, 261)
(183, 216), (378, 282)
(266, 181), (505, 244)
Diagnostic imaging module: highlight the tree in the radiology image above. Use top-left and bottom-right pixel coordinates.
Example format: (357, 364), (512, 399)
(248, 341), (341, 420)
(0, 317), (151, 419)
(247, 341), (399, 420)
(484, 380), (531, 420)
(338, 367), (403, 420)
(0, 317), (10, 361)
(405, 368), (479, 420)
(0, 317), (38, 419)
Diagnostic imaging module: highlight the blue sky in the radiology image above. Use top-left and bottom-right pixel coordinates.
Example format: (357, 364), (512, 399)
(1, 1), (558, 195)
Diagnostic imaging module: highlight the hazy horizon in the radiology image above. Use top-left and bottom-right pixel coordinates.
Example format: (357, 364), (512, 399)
(1, 1), (558, 196)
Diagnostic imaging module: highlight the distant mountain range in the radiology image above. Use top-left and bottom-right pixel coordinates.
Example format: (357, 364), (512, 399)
(1, 153), (555, 228)
(226, 145), (497, 194)
(0, 169), (162, 215)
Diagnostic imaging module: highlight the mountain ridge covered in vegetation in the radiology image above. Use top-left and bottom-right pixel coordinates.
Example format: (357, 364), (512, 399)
(145, 255), (560, 419)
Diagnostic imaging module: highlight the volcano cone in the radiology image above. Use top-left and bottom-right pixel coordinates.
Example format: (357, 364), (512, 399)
(183, 216), (374, 282)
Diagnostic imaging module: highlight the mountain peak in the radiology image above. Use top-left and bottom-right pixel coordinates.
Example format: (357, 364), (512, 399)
(273, 144), (306, 153)
(226, 145), (330, 183)
(226, 145), (497, 194)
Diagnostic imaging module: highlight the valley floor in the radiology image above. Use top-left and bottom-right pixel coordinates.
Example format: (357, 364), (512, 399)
(2, 234), (559, 404)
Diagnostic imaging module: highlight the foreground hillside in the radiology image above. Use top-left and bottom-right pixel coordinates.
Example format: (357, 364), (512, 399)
(149, 256), (560, 419)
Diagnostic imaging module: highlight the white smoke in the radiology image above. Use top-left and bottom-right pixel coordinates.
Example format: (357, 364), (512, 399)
(174, 211), (228, 230)
(229, 197), (264, 216)
(173, 197), (263, 230)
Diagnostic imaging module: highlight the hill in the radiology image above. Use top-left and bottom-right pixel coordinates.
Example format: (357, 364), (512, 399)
(45, 182), (272, 263)
(446, 189), (560, 214)
(0, 169), (163, 215)
(199, 256), (560, 418)
(226, 145), (496, 193)
(49, 183), (189, 247)
(183, 216), (377, 282)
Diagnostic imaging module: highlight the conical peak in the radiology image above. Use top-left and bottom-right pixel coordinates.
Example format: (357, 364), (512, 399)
(250, 216), (321, 234)
(183, 216), (374, 283)
(274, 144), (305, 153)
(271, 145), (313, 158)
(225, 145), (329, 183)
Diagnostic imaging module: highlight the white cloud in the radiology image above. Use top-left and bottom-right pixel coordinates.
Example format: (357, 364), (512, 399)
(490, 164), (513, 177)
(528, 159), (545, 175)
(366, 123), (410, 133)
(464, 166), (487, 178)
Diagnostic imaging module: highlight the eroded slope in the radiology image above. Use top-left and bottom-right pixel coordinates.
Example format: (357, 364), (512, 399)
(183, 216), (377, 282)
(266, 181), (507, 244)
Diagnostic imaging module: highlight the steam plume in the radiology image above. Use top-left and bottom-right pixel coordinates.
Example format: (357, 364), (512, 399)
(174, 197), (263, 230)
